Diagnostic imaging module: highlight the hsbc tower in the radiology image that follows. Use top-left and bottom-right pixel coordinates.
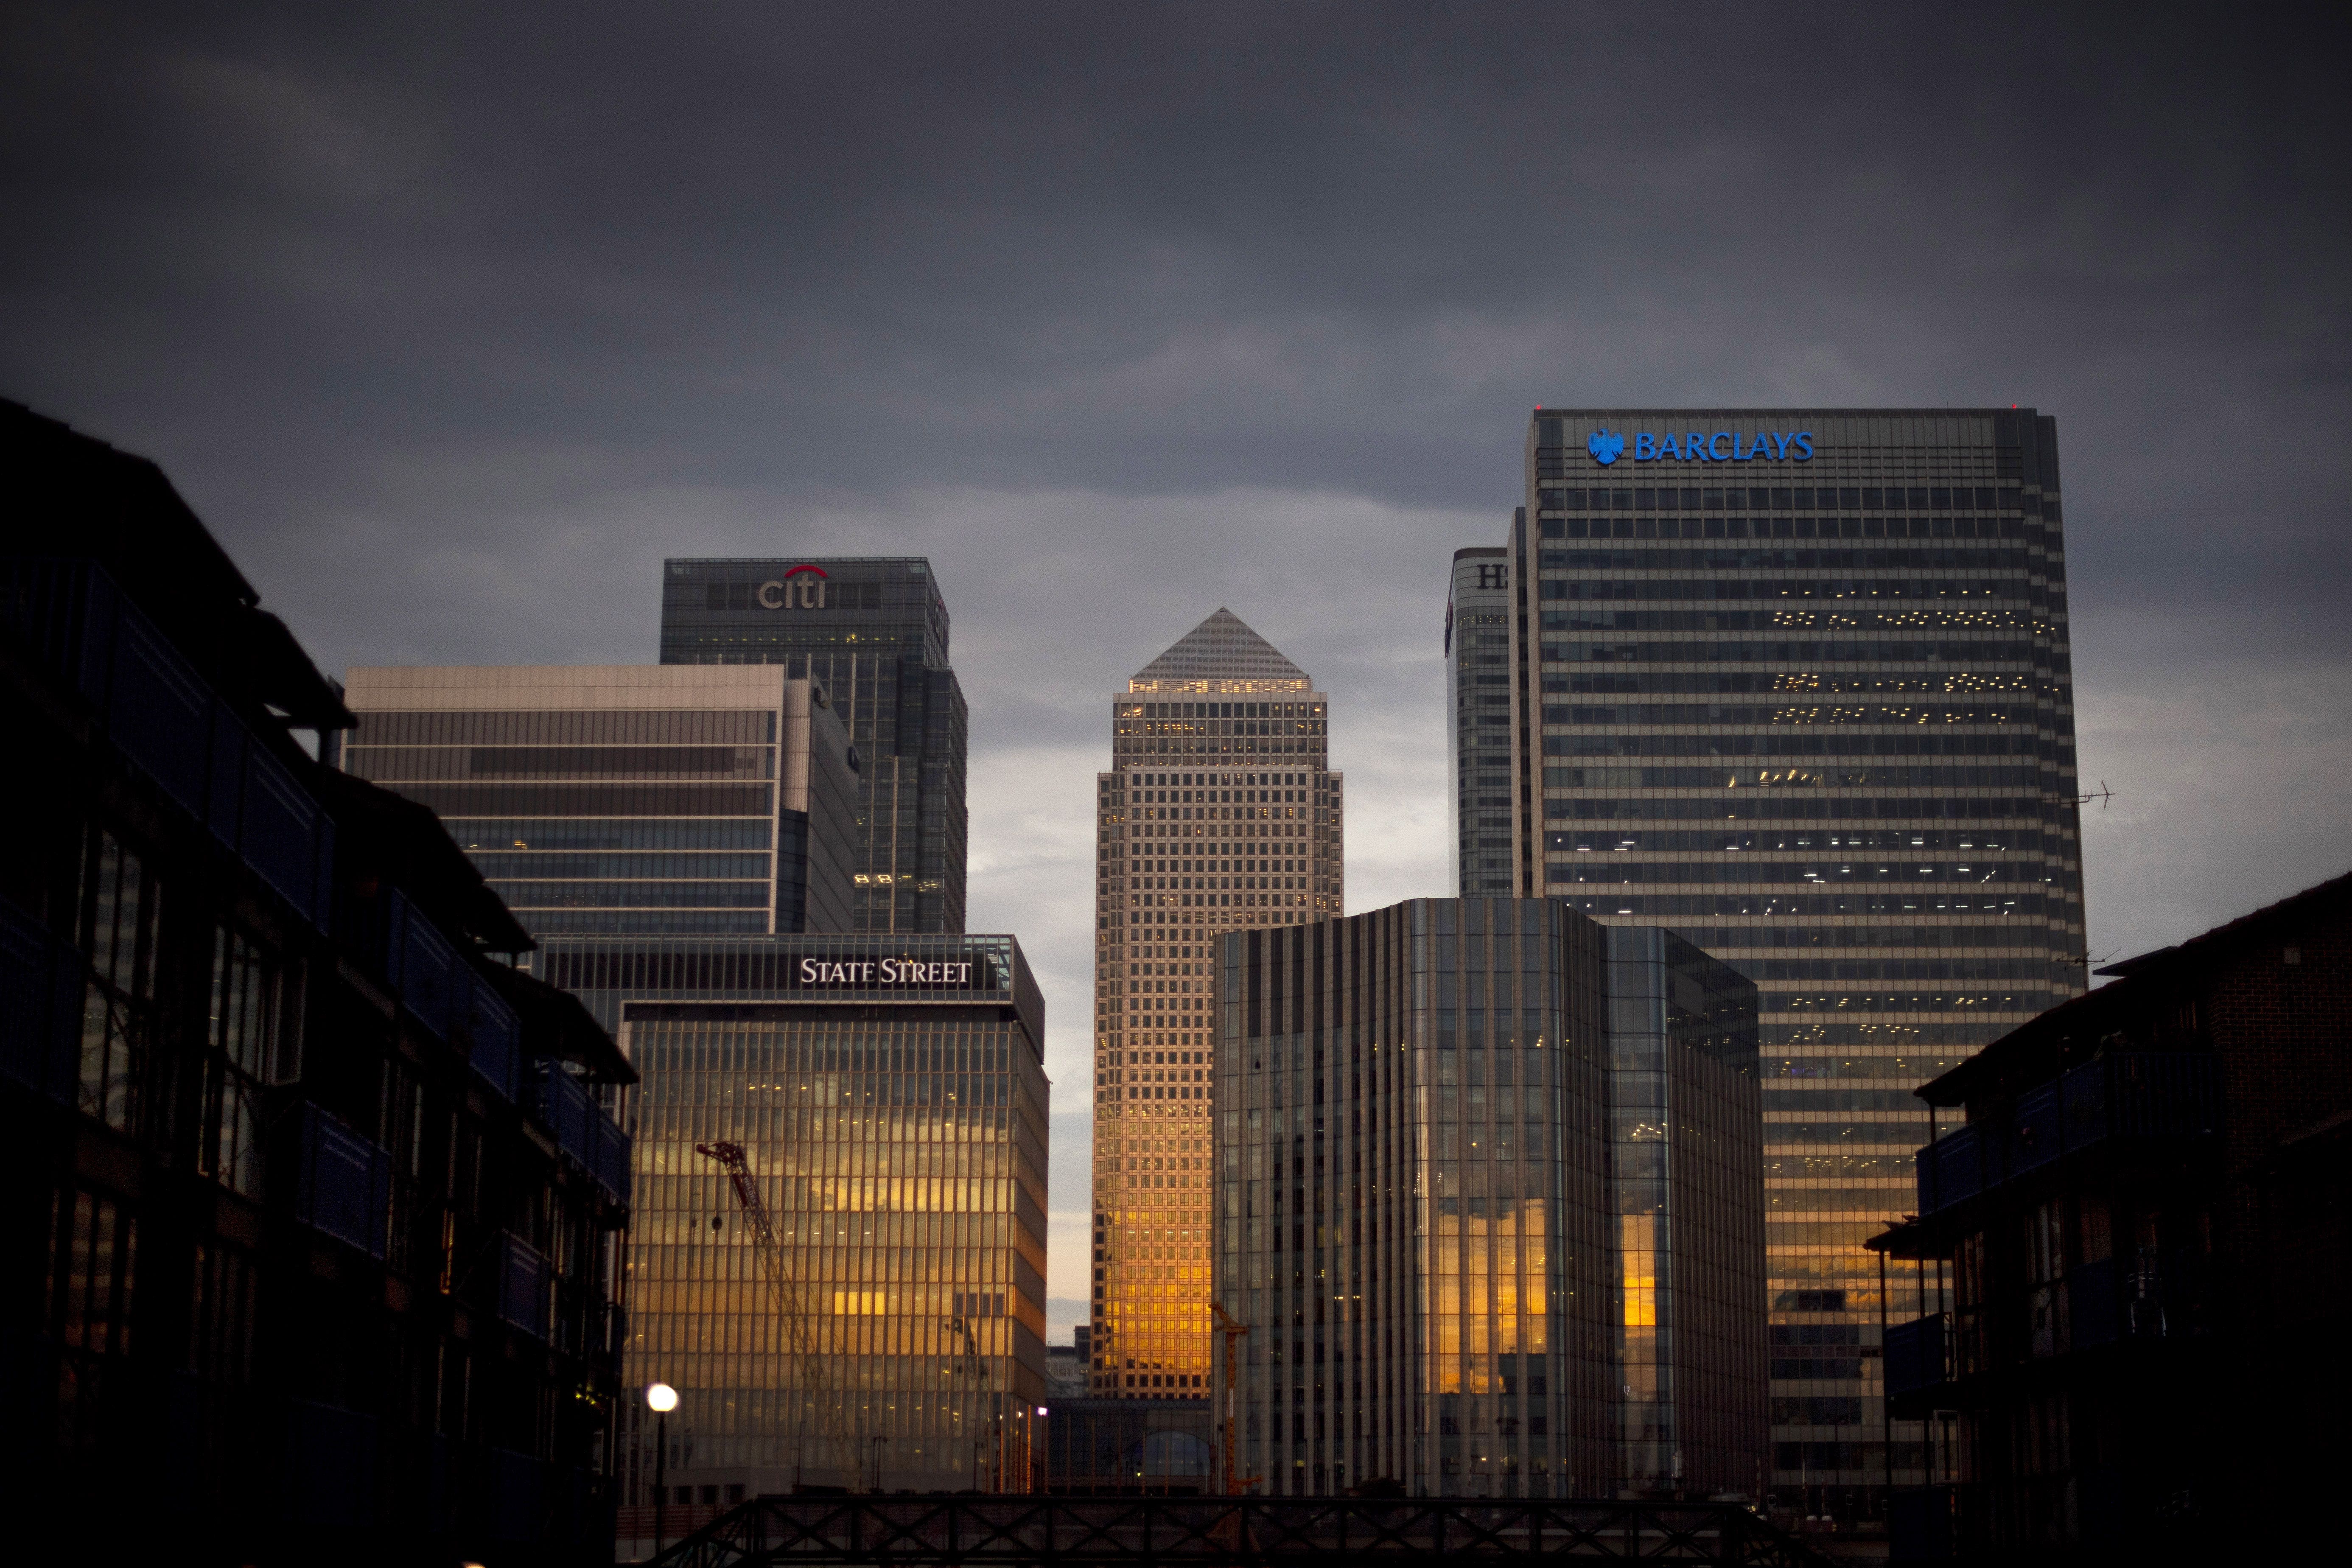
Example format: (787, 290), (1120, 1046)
(1455, 408), (2088, 1508)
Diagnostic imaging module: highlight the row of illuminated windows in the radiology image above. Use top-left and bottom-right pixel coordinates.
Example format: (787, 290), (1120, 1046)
(1543, 791), (2069, 822)
(1537, 574), (2040, 602)
(1553, 829), (2040, 852)
(1542, 703), (2044, 728)
(1555, 896), (2061, 922)
(1544, 860), (2040, 884)
(1548, 669), (2049, 698)
(633, 1030), (1022, 1074)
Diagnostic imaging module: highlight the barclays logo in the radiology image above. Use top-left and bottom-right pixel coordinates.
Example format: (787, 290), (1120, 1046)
(1585, 428), (1815, 465)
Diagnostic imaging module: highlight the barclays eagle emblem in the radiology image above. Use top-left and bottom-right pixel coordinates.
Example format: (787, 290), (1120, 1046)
(1587, 429), (1625, 466)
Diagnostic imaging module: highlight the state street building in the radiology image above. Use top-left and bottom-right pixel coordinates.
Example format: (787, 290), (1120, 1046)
(553, 933), (1051, 1508)
(1459, 408), (2087, 1511)
(1090, 610), (1344, 1399)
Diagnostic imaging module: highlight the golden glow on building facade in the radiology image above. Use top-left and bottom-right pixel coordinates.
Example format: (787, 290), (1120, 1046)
(1090, 609), (1344, 1397)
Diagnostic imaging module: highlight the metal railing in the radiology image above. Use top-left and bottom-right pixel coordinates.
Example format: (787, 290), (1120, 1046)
(641, 1492), (1835, 1567)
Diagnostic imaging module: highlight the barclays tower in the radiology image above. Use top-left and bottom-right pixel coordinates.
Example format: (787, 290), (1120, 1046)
(1458, 408), (2087, 1514)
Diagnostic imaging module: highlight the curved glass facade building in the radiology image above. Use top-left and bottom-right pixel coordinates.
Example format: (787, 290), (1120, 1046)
(1215, 898), (1765, 1498)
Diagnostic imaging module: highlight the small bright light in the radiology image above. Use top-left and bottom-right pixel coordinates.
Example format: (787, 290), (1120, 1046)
(1036, 1406), (1050, 1417)
(646, 1382), (679, 1413)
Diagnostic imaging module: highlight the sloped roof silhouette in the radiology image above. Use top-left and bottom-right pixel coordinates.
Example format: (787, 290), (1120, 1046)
(1131, 608), (1310, 685)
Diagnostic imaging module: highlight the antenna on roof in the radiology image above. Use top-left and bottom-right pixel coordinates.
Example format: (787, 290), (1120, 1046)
(2050, 781), (2114, 809)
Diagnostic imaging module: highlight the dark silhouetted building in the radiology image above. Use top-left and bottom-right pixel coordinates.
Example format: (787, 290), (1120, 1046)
(0, 401), (632, 1564)
(1870, 870), (2352, 1562)
(1212, 897), (1766, 1498)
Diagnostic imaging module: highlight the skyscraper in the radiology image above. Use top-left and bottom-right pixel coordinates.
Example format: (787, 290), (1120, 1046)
(340, 664), (859, 942)
(1214, 899), (1766, 1498)
(1468, 408), (2086, 1510)
(560, 932), (1050, 1517)
(1090, 609), (1344, 1398)
(1447, 546), (1518, 897)
(660, 557), (967, 933)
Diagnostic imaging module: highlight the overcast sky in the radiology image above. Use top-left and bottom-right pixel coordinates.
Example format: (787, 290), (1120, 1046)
(6, 2), (2347, 1338)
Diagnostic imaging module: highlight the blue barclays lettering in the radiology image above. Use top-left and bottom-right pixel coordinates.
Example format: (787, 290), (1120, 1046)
(1617, 428), (1815, 464)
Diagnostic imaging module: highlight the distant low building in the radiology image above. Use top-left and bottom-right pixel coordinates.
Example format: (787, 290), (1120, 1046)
(1869, 870), (2352, 1561)
(0, 401), (632, 1563)
(1045, 1343), (1087, 1403)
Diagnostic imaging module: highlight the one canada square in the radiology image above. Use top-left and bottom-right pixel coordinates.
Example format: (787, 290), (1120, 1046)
(1453, 409), (2087, 1509)
(1089, 610), (1344, 1397)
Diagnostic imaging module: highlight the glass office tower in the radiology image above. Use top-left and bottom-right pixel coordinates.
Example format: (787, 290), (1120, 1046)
(1474, 408), (2086, 1512)
(1603, 926), (1770, 1497)
(660, 557), (968, 934)
(541, 933), (1049, 1502)
(341, 665), (857, 937)
(1090, 608), (1345, 1400)
(1448, 546), (1519, 897)
(1214, 898), (1765, 1498)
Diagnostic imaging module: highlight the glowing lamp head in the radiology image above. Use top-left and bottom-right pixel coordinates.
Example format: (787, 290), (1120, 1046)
(646, 1382), (679, 1414)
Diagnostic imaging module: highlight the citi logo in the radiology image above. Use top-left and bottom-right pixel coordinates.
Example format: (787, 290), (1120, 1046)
(1588, 429), (1815, 465)
(756, 563), (829, 609)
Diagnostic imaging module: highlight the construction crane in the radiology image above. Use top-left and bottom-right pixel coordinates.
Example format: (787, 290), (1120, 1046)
(697, 1140), (843, 1486)
(1209, 1302), (1263, 1496)
(942, 1313), (998, 1490)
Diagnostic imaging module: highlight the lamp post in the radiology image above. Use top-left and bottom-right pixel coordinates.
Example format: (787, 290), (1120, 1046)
(647, 1382), (679, 1557)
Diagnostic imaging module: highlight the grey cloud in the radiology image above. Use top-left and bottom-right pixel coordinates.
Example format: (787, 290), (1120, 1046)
(4, 0), (2347, 1334)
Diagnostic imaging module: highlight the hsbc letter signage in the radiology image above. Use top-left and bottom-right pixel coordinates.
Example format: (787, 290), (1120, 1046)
(757, 563), (831, 609)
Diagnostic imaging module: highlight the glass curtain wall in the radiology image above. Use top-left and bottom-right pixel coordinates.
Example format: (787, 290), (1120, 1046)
(596, 935), (1048, 1498)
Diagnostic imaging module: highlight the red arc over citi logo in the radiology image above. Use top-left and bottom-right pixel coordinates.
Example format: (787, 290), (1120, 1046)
(756, 564), (829, 609)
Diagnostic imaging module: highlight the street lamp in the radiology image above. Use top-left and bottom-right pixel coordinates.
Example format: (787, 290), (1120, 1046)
(647, 1383), (679, 1556)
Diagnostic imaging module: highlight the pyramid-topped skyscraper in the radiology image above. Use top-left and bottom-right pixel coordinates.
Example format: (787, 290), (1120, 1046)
(1084, 610), (1345, 1404)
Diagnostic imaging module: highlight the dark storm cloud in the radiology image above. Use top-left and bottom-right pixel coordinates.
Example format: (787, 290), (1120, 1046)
(6, 1), (2348, 1324)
